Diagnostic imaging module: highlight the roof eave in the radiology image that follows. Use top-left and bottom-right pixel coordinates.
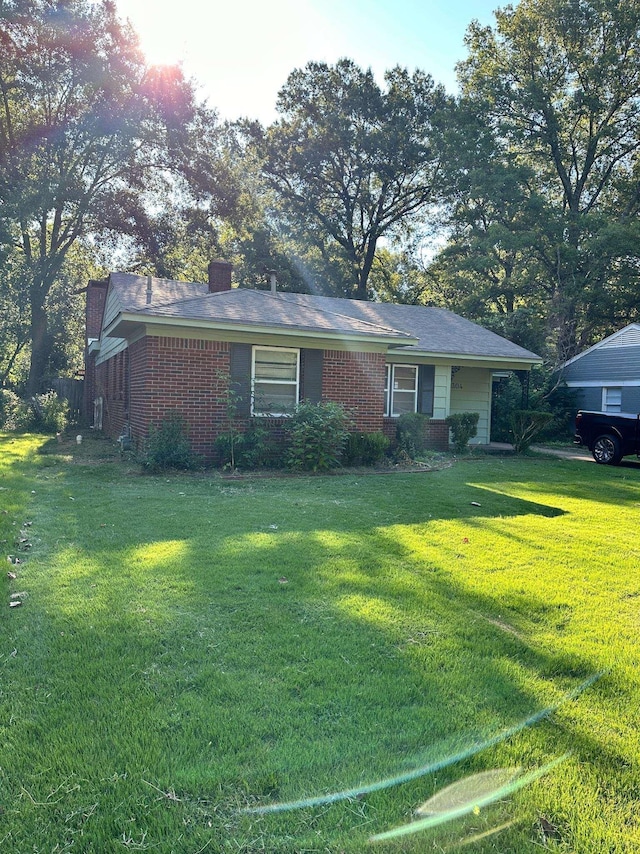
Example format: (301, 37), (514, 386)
(388, 347), (543, 368)
(104, 312), (418, 348)
(558, 322), (640, 370)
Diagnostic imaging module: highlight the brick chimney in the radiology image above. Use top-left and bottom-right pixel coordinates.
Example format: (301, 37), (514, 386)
(86, 278), (108, 340)
(83, 277), (108, 424)
(207, 259), (233, 293)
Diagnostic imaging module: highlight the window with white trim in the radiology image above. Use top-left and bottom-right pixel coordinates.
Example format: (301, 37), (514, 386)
(252, 346), (300, 416)
(602, 386), (622, 413)
(385, 364), (418, 417)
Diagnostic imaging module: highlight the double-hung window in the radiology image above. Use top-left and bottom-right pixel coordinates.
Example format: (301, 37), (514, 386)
(602, 386), (622, 413)
(252, 346), (299, 416)
(385, 364), (418, 416)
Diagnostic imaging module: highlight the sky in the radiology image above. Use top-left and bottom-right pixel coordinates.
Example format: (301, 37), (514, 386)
(114, 0), (502, 123)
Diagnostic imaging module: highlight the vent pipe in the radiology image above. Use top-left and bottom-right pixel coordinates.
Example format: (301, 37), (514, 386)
(146, 275), (153, 305)
(267, 270), (277, 294)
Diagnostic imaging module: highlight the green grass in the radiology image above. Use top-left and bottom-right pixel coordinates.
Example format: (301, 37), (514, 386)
(1, 432), (639, 852)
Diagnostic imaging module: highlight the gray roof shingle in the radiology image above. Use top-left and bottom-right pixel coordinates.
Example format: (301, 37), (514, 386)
(105, 273), (541, 362)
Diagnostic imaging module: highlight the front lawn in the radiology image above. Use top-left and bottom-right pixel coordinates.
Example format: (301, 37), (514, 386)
(1, 433), (639, 852)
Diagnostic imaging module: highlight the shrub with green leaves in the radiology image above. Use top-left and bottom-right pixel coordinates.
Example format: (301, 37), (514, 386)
(34, 390), (69, 433)
(492, 368), (580, 443)
(342, 431), (390, 466)
(2, 390), (69, 434)
(214, 423), (280, 470)
(395, 412), (429, 459)
(285, 401), (350, 472)
(143, 411), (200, 472)
(0, 389), (21, 429)
(238, 423), (283, 469)
(445, 412), (479, 453)
(510, 409), (554, 453)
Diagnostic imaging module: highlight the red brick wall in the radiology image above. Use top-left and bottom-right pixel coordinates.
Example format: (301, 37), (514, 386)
(94, 350), (129, 437)
(85, 279), (108, 340)
(128, 336), (231, 459)
(383, 417), (450, 451)
(99, 338), (438, 462)
(83, 279), (108, 420)
(424, 419), (450, 450)
(322, 350), (386, 431)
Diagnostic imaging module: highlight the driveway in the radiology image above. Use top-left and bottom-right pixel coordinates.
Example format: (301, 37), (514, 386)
(530, 445), (593, 461)
(487, 442), (592, 461)
(531, 445), (640, 468)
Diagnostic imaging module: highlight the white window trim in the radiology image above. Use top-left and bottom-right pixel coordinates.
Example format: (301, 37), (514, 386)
(385, 364), (418, 417)
(251, 345), (300, 417)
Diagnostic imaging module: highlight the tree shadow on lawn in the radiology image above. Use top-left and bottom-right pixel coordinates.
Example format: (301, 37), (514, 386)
(470, 454), (640, 508)
(5, 503), (615, 851)
(5, 452), (631, 851)
(4, 564), (603, 853)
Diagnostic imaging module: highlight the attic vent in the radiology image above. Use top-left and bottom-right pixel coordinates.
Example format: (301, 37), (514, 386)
(600, 326), (640, 348)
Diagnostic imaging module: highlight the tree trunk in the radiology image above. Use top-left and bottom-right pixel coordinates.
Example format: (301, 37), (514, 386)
(26, 298), (49, 397)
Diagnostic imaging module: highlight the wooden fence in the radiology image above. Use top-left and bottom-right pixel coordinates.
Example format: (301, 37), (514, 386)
(51, 378), (84, 423)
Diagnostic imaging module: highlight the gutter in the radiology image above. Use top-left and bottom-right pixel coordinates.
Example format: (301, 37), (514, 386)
(388, 347), (543, 368)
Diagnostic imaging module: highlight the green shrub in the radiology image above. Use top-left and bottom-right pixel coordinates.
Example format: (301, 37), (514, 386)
(395, 412), (429, 459)
(33, 390), (69, 433)
(238, 423), (282, 469)
(214, 431), (240, 469)
(143, 412), (200, 472)
(510, 409), (554, 453)
(0, 389), (21, 429)
(491, 374), (523, 442)
(1, 390), (68, 434)
(491, 368), (580, 443)
(445, 412), (479, 453)
(536, 381), (580, 441)
(342, 431), (389, 466)
(11, 400), (36, 432)
(214, 423), (280, 470)
(213, 429), (244, 470)
(285, 401), (350, 472)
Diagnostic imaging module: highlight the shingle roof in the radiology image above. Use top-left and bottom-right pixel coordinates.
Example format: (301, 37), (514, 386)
(276, 292), (541, 361)
(109, 272), (208, 311)
(104, 273), (541, 363)
(147, 288), (415, 341)
(559, 323), (640, 369)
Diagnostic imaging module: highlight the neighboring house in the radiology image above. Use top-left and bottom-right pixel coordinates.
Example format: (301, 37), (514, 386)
(560, 324), (640, 414)
(83, 261), (542, 461)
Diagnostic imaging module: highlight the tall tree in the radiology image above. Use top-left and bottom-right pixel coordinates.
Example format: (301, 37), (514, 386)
(429, 101), (550, 354)
(252, 59), (452, 300)
(455, 0), (640, 359)
(0, 0), (198, 394)
(0, 244), (30, 386)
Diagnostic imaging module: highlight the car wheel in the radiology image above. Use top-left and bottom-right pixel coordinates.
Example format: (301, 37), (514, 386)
(592, 434), (622, 465)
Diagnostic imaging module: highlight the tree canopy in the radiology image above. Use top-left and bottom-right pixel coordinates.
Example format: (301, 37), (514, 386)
(0, 0), (203, 393)
(252, 59), (452, 300)
(450, 0), (640, 359)
(3, 0), (640, 397)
